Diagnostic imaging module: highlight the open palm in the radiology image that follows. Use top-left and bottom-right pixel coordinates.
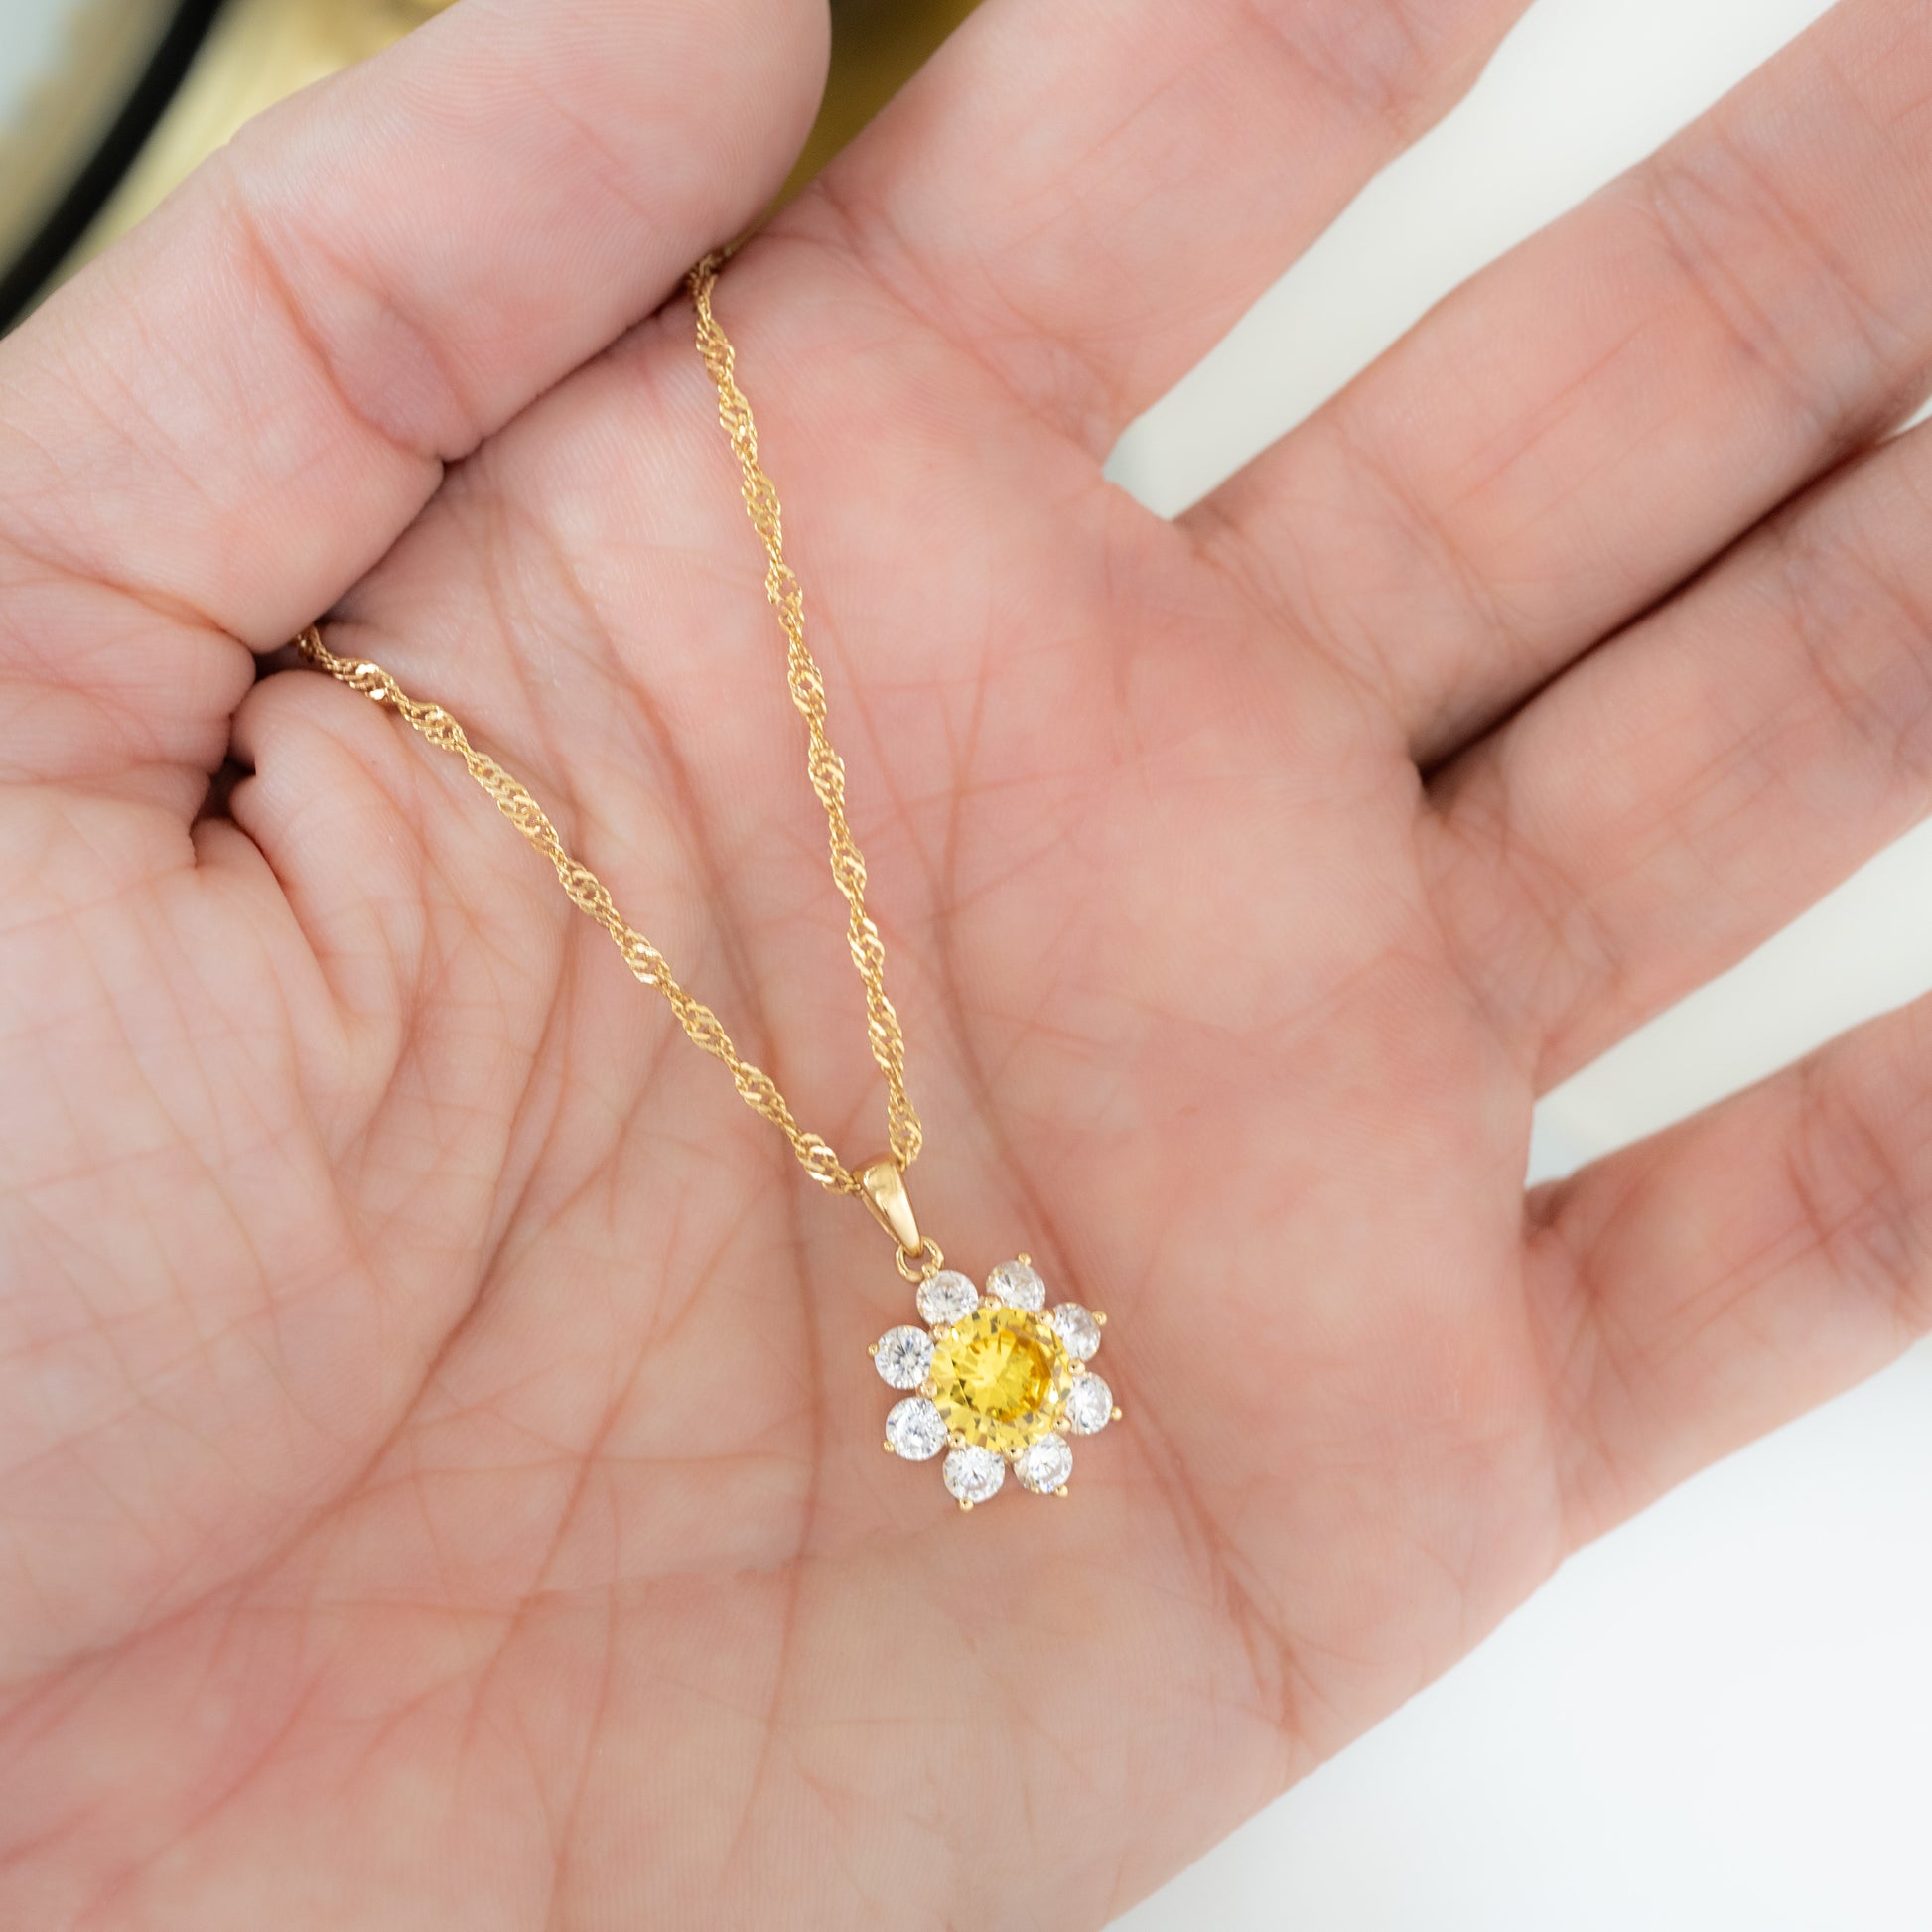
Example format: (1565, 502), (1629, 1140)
(6, 0), (1932, 1923)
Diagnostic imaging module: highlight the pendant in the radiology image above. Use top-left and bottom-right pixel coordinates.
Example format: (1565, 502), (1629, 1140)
(858, 1160), (1119, 1510)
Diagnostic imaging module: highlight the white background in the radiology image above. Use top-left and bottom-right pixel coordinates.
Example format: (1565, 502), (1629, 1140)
(1109, 1), (1932, 1928)
(3, 0), (1928, 1926)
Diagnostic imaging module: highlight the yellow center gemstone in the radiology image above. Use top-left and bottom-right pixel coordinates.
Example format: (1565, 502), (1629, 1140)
(929, 1305), (1071, 1454)
(947, 1327), (1052, 1417)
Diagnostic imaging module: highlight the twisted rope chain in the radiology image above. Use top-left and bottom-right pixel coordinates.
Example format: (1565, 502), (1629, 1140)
(293, 251), (920, 1197)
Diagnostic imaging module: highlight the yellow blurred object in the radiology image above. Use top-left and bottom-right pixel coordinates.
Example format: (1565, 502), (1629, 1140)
(36, 0), (982, 306)
(785, 0), (981, 197)
(67, 0), (457, 276)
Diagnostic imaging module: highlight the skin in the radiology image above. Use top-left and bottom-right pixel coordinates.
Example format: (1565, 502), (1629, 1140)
(3, 0), (1932, 1921)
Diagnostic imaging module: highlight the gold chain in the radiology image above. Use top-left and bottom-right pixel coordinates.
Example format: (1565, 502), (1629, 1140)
(687, 252), (921, 1175)
(292, 251), (921, 1206)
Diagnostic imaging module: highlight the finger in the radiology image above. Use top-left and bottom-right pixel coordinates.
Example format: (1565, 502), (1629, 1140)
(1426, 404), (1932, 1092)
(800, 0), (1530, 452)
(1528, 993), (1932, 1554)
(0, 0), (826, 662)
(1192, 0), (1932, 759)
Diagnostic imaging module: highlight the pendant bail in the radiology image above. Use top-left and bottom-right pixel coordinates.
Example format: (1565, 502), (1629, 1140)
(857, 1155), (923, 1264)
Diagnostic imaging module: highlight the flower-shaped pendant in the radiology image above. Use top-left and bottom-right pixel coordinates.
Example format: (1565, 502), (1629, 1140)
(870, 1256), (1119, 1508)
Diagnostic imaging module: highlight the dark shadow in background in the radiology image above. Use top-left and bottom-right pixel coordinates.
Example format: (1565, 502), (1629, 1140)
(0, 0), (227, 334)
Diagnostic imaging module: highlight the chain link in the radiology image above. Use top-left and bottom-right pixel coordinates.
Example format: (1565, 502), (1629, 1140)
(291, 250), (921, 1198)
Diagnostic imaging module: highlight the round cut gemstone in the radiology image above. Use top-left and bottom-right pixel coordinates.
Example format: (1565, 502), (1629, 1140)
(928, 1303), (1074, 1455)
(985, 1258), (1045, 1311)
(885, 1396), (946, 1460)
(1061, 1371), (1114, 1435)
(916, 1269), (979, 1327)
(873, 1324), (933, 1390)
(1050, 1302), (1101, 1362)
(1015, 1432), (1073, 1494)
(946, 1323), (1052, 1413)
(944, 1444), (1005, 1505)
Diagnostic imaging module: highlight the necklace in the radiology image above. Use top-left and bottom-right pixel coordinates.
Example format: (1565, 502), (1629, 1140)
(291, 251), (1119, 1510)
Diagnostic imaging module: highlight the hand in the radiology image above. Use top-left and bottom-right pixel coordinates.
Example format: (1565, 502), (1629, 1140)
(5, 0), (1930, 1921)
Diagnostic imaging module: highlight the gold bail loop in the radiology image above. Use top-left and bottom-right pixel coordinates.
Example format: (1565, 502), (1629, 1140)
(858, 1156), (924, 1266)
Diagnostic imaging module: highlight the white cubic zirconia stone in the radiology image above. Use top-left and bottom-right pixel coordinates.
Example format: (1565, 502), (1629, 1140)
(874, 1325), (934, 1390)
(1015, 1432), (1073, 1493)
(916, 1269), (979, 1327)
(1061, 1372), (1114, 1435)
(885, 1396), (947, 1460)
(943, 1444), (1006, 1505)
(985, 1259), (1045, 1311)
(1049, 1303), (1102, 1361)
